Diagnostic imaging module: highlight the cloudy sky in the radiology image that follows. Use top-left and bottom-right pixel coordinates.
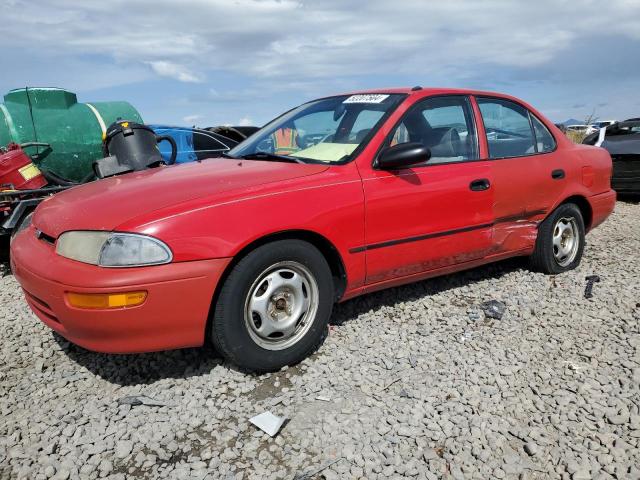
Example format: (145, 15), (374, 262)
(2, 0), (639, 126)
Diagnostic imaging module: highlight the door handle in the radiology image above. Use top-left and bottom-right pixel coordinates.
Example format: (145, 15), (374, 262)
(469, 178), (490, 191)
(551, 169), (565, 180)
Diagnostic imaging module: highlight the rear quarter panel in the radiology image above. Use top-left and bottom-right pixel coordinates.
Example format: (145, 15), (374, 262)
(547, 143), (613, 229)
(569, 144), (612, 195)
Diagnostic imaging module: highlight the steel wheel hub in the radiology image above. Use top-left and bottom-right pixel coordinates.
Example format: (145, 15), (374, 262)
(244, 261), (319, 350)
(552, 216), (579, 267)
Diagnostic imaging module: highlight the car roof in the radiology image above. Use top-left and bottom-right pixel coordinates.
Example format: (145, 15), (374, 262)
(336, 86), (526, 101)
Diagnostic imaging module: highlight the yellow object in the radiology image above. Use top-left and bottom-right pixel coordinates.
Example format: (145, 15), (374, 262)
(293, 143), (358, 162)
(18, 163), (42, 181)
(67, 291), (147, 309)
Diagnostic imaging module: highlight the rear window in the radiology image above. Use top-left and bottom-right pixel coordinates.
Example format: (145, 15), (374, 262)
(530, 115), (556, 153)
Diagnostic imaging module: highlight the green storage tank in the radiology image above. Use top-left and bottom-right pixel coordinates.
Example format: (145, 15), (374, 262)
(0, 87), (143, 181)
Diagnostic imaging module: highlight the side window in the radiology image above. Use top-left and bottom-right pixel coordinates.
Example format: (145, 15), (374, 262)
(389, 96), (478, 164)
(477, 98), (536, 158)
(530, 114), (556, 153)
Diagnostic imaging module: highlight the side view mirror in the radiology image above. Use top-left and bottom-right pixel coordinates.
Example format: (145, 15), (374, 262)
(377, 142), (431, 170)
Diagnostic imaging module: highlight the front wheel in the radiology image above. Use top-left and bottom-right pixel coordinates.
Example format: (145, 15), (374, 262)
(530, 203), (585, 274)
(211, 240), (334, 372)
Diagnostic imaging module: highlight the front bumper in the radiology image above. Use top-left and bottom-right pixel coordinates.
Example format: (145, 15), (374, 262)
(588, 189), (617, 231)
(10, 225), (231, 353)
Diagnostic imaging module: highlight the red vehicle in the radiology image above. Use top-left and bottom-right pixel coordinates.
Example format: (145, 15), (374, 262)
(11, 88), (615, 372)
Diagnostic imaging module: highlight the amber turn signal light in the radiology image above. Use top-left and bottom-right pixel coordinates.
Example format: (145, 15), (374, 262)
(66, 291), (147, 309)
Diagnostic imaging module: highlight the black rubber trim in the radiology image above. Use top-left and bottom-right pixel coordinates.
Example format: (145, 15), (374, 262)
(349, 222), (492, 253)
(349, 209), (546, 253)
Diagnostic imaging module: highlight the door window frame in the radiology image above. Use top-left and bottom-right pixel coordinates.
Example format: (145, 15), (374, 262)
(474, 95), (558, 160)
(373, 94), (481, 169)
(528, 112), (557, 154)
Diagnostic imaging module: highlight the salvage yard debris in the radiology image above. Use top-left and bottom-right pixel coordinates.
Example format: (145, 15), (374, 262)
(249, 411), (286, 437)
(584, 275), (601, 299)
(117, 395), (170, 407)
(293, 458), (344, 480)
(480, 300), (506, 320)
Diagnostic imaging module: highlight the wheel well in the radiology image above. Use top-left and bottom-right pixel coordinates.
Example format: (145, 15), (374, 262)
(560, 195), (593, 230)
(205, 231), (347, 343)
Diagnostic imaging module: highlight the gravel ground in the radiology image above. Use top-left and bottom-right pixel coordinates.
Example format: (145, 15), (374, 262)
(1, 200), (639, 480)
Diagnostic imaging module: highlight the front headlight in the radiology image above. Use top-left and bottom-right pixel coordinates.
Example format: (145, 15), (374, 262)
(56, 231), (172, 267)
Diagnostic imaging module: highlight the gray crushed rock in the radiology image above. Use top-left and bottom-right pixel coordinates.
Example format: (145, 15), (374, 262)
(1, 200), (639, 479)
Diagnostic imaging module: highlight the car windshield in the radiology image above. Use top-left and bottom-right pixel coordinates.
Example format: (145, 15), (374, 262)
(228, 94), (405, 164)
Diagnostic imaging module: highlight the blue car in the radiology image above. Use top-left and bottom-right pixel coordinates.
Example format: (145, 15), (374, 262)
(148, 125), (240, 164)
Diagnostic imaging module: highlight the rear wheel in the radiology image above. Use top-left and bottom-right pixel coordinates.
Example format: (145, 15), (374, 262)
(211, 240), (333, 372)
(530, 203), (585, 274)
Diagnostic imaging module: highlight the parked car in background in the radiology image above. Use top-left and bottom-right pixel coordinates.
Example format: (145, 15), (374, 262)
(623, 118), (640, 131)
(11, 87), (615, 372)
(149, 125), (239, 163)
(567, 124), (597, 135)
(583, 119), (640, 193)
(591, 120), (617, 130)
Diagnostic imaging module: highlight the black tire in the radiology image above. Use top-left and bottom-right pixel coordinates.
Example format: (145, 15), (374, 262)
(211, 240), (334, 373)
(530, 203), (585, 274)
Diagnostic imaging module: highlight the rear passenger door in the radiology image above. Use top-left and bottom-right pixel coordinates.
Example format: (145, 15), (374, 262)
(475, 96), (563, 253)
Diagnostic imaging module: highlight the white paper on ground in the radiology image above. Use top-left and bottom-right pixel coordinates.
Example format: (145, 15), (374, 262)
(249, 411), (286, 437)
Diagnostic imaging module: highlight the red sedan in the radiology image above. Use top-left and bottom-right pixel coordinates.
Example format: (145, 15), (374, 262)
(11, 88), (615, 372)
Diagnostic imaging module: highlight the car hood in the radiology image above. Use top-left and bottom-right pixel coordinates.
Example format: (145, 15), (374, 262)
(34, 159), (328, 238)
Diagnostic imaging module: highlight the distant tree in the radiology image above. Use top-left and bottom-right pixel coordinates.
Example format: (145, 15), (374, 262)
(566, 109), (599, 144)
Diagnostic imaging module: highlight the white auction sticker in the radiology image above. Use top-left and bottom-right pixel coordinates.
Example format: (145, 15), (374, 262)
(343, 94), (390, 104)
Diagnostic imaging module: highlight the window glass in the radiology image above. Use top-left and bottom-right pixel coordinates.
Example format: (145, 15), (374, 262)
(350, 110), (384, 143)
(389, 96), (478, 164)
(530, 114), (556, 153)
(230, 94), (405, 163)
(293, 111), (340, 149)
(477, 98), (536, 158)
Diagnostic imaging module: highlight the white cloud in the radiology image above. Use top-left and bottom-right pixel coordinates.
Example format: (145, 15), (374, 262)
(1, 0), (640, 121)
(183, 114), (203, 124)
(238, 117), (253, 126)
(145, 61), (203, 83)
(2, 0), (639, 88)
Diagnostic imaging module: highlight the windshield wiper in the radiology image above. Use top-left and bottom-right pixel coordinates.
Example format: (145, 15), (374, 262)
(239, 152), (304, 164)
(221, 152), (237, 159)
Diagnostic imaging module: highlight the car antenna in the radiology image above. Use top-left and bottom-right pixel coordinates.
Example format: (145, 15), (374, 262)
(411, 86), (422, 91)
